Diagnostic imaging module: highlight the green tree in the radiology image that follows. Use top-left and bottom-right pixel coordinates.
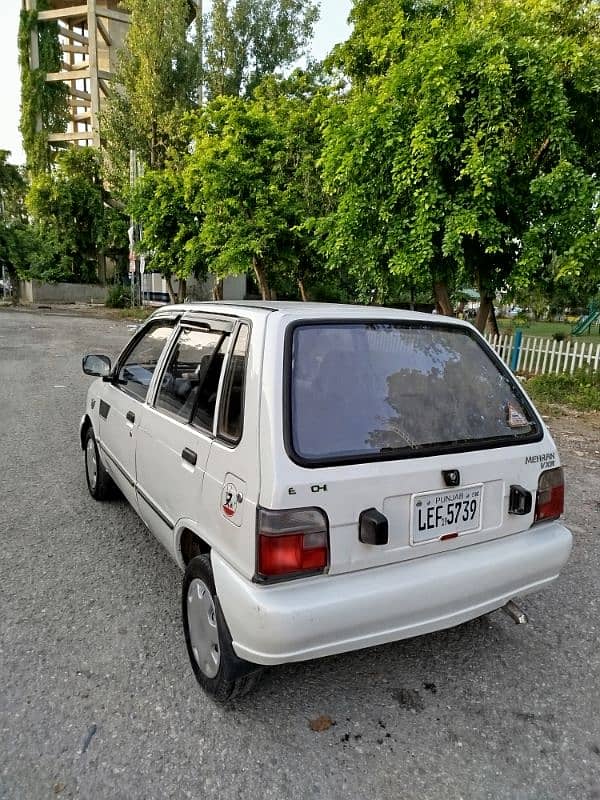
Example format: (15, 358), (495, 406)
(116, 0), (320, 300)
(129, 165), (206, 302)
(103, 0), (200, 188)
(26, 148), (126, 283)
(203, 0), (319, 99)
(182, 72), (329, 300)
(321, 0), (600, 330)
(0, 151), (33, 302)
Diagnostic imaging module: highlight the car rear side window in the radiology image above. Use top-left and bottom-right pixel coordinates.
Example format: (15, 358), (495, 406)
(217, 323), (250, 444)
(289, 322), (541, 465)
(118, 321), (174, 402)
(155, 327), (225, 423)
(192, 336), (230, 432)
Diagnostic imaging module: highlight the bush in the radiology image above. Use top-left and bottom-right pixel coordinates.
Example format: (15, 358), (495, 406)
(513, 312), (530, 328)
(106, 284), (132, 308)
(553, 332), (567, 342)
(526, 369), (600, 412)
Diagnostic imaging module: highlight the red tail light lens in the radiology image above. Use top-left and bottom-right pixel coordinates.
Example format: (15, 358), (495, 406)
(256, 507), (329, 580)
(534, 467), (564, 523)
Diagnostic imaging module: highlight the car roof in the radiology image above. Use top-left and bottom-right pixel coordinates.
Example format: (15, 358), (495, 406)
(151, 300), (474, 329)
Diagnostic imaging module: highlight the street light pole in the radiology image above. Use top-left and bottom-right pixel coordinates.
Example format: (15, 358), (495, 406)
(197, 0), (203, 107)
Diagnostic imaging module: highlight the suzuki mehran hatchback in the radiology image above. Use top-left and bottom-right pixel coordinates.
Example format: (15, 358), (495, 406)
(81, 302), (572, 701)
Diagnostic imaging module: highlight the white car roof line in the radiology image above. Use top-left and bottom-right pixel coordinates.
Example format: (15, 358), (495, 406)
(151, 301), (474, 327)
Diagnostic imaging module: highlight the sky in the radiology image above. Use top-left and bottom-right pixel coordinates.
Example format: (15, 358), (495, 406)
(0, 0), (352, 166)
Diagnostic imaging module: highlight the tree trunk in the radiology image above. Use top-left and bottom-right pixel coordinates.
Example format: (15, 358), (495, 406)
(212, 279), (223, 301)
(252, 256), (271, 300)
(433, 281), (454, 316)
(475, 295), (493, 333)
(165, 274), (177, 304)
(150, 120), (158, 169)
(298, 278), (309, 302)
(177, 278), (187, 303)
(486, 299), (500, 336)
(7, 267), (20, 305)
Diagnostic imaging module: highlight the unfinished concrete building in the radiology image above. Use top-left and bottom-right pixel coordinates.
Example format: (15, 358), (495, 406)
(22, 0), (130, 149)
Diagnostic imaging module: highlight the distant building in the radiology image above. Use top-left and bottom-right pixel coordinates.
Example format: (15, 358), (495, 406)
(22, 0), (130, 150)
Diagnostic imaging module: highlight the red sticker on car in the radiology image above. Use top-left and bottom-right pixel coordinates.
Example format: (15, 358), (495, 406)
(221, 482), (238, 518)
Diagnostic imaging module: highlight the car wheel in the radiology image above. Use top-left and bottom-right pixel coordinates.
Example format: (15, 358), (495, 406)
(84, 427), (114, 501)
(182, 554), (262, 702)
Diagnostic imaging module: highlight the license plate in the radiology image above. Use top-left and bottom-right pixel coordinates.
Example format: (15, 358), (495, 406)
(411, 484), (483, 545)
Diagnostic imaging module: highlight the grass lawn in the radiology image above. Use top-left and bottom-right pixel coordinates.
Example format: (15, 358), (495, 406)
(116, 305), (154, 321)
(497, 319), (600, 345)
(525, 369), (600, 413)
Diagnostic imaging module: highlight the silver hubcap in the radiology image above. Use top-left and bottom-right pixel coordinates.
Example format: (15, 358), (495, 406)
(86, 439), (98, 491)
(187, 578), (220, 678)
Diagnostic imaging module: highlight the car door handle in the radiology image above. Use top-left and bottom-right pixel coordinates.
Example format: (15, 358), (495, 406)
(181, 447), (197, 466)
(126, 411), (135, 424)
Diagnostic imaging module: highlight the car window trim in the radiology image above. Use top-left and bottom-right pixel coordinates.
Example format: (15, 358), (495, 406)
(216, 321), (251, 447)
(179, 313), (237, 334)
(282, 318), (544, 469)
(146, 319), (183, 409)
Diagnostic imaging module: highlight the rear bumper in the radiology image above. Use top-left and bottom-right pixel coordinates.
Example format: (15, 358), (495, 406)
(212, 522), (572, 666)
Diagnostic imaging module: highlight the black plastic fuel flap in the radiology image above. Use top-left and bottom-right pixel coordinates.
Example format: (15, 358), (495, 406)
(508, 485), (533, 515)
(359, 508), (389, 545)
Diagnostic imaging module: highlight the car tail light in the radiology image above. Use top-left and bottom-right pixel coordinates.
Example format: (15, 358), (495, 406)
(256, 507), (329, 581)
(534, 467), (564, 524)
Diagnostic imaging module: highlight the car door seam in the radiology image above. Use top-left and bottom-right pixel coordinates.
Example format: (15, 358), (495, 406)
(136, 486), (175, 530)
(98, 440), (135, 487)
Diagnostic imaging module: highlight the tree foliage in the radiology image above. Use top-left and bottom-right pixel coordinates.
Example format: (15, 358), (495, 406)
(203, 0), (319, 99)
(129, 164), (206, 301)
(18, 0), (597, 317)
(321, 0), (600, 328)
(26, 148), (126, 283)
(181, 72), (329, 299)
(103, 0), (200, 188)
(18, 0), (69, 175)
(126, 0), (323, 296)
(0, 151), (27, 222)
(0, 151), (32, 300)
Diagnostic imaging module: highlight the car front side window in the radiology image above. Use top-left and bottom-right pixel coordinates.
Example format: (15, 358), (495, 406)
(117, 321), (175, 402)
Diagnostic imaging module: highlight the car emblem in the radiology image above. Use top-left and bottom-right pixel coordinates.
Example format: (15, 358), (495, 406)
(442, 469), (460, 487)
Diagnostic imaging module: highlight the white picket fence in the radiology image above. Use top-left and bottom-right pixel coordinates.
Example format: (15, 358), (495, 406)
(485, 333), (600, 375)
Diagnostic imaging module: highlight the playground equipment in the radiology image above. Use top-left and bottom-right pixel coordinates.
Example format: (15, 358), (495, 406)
(572, 303), (600, 336)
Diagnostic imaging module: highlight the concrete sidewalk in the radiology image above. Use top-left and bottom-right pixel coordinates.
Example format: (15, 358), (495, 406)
(0, 300), (152, 322)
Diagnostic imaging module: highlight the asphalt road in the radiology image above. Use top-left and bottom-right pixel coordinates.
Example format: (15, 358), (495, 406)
(1, 309), (599, 800)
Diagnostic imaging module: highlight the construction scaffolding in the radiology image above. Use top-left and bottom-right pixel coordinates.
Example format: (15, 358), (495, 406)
(22, 0), (130, 150)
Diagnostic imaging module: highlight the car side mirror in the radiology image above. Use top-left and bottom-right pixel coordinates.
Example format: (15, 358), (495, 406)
(82, 354), (112, 377)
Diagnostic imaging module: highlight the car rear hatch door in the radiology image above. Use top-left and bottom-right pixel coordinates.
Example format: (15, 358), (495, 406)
(287, 320), (551, 575)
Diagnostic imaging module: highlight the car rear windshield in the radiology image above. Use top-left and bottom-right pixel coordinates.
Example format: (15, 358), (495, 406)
(289, 322), (541, 465)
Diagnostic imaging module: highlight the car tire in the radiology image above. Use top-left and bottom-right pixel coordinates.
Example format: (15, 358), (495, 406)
(84, 427), (114, 501)
(182, 554), (262, 702)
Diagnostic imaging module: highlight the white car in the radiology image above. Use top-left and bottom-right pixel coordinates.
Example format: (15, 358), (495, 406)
(81, 302), (572, 701)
